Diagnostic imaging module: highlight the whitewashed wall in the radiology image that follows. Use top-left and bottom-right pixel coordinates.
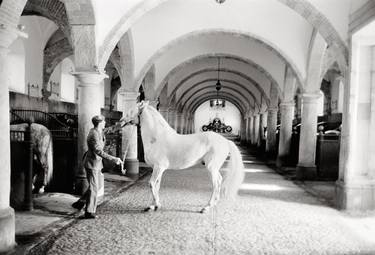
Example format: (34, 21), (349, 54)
(194, 100), (241, 135)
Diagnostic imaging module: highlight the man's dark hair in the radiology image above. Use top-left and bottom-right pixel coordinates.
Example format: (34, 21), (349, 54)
(92, 115), (105, 127)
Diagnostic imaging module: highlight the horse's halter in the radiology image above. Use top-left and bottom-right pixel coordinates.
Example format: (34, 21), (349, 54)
(119, 106), (145, 128)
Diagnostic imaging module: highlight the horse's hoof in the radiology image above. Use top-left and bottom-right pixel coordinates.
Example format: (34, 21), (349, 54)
(38, 187), (45, 194)
(144, 205), (159, 212)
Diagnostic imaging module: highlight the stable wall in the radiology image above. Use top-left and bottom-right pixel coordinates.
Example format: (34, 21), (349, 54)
(194, 100), (241, 135)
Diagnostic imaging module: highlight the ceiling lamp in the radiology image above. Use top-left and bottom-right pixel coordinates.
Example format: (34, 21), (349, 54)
(216, 0), (226, 3)
(214, 57), (222, 107)
(215, 57), (222, 92)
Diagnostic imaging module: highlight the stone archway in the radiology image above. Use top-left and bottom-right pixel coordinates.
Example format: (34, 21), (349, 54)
(99, 0), (348, 71)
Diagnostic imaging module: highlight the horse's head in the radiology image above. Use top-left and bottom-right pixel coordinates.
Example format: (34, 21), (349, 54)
(116, 101), (149, 128)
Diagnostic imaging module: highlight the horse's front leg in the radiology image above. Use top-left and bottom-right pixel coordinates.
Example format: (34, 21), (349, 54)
(145, 167), (165, 212)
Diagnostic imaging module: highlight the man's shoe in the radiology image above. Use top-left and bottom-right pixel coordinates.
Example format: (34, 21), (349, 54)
(72, 201), (85, 210)
(84, 212), (96, 219)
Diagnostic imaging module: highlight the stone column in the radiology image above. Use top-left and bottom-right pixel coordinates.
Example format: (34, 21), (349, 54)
(249, 116), (254, 145)
(266, 107), (278, 159)
(245, 117), (250, 144)
(168, 108), (177, 129)
(0, 26), (24, 253)
(258, 112), (267, 147)
(253, 114), (260, 146)
(336, 42), (375, 210)
(296, 93), (320, 180)
(73, 72), (107, 194)
(159, 106), (169, 122)
(179, 113), (186, 134)
(186, 115), (192, 134)
(240, 119), (246, 144)
(175, 112), (181, 133)
(119, 91), (139, 177)
(276, 102), (295, 168)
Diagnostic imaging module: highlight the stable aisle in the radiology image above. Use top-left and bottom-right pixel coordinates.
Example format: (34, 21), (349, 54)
(46, 142), (375, 255)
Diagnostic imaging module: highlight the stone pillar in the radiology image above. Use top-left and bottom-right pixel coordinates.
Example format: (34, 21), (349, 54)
(0, 26), (23, 253)
(249, 116), (254, 145)
(266, 107), (278, 159)
(336, 42), (375, 210)
(296, 93), (320, 180)
(186, 115), (192, 134)
(240, 119), (246, 144)
(73, 72), (107, 194)
(175, 113), (181, 133)
(258, 112), (267, 147)
(168, 108), (177, 129)
(119, 91), (139, 177)
(276, 102), (294, 168)
(245, 117), (249, 144)
(159, 106), (169, 122)
(191, 117), (195, 133)
(253, 114), (260, 146)
(179, 113), (186, 134)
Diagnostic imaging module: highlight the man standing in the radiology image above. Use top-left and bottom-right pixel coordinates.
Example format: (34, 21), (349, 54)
(72, 115), (123, 219)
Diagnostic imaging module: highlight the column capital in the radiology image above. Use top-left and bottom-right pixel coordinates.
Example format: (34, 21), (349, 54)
(72, 71), (108, 86)
(301, 92), (321, 103)
(0, 25), (27, 49)
(268, 107), (279, 112)
(118, 90), (139, 101)
(159, 106), (169, 111)
(279, 101), (295, 107)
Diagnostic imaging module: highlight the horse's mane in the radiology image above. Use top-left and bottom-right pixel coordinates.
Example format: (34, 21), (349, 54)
(144, 105), (176, 133)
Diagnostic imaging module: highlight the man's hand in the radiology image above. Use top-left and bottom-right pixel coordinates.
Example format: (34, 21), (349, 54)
(114, 157), (123, 165)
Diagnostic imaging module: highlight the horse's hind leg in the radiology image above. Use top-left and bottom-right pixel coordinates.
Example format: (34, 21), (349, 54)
(145, 167), (165, 212)
(201, 170), (222, 213)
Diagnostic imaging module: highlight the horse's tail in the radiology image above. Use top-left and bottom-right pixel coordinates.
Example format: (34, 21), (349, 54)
(221, 140), (244, 200)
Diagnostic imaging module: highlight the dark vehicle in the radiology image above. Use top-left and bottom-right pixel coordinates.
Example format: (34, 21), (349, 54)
(202, 117), (232, 133)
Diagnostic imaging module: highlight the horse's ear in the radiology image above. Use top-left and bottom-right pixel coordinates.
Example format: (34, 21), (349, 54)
(139, 100), (149, 110)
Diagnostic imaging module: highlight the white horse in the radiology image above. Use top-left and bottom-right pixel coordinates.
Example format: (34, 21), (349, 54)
(10, 123), (53, 194)
(117, 101), (244, 213)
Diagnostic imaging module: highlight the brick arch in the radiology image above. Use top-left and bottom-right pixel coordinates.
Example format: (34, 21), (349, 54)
(22, 0), (72, 44)
(166, 68), (270, 107)
(99, 0), (348, 73)
(43, 30), (73, 88)
(62, 0), (95, 25)
(187, 94), (246, 117)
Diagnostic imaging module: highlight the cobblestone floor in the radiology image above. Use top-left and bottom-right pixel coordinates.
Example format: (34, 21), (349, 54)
(46, 147), (375, 255)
